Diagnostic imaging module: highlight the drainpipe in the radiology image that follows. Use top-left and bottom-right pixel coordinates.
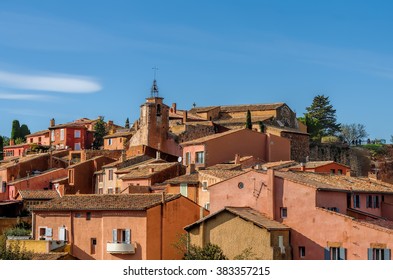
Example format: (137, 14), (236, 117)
(160, 192), (166, 259)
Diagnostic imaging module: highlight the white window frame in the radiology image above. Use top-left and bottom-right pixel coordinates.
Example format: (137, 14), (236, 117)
(204, 202), (210, 210)
(60, 129), (65, 141)
(195, 151), (205, 164)
(108, 139), (113, 146)
(74, 130), (81, 138)
(51, 130), (55, 142)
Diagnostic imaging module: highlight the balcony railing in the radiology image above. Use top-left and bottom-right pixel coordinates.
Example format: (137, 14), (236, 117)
(107, 242), (136, 254)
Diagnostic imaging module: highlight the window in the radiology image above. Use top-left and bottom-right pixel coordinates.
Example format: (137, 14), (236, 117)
(353, 194), (360, 208)
(238, 182), (244, 189)
(74, 213), (82, 218)
(115, 187), (121, 194)
(338, 169), (343, 175)
(112, 229), (131, 244)
(91, 238), (97, 254)
(68, 169), (74, 185)
(185, 152), (191, 165)
(98, 188), (103, 194)
(98, 174), (103, 183)
(280, 207), (287, 218)
(108, 188), (113, 194)
(86, 212), (91, 220)
(38, 137), (41, 143)
(108, 170), (114, 181)
(38, 227), (53, 240)
(367, 195), (373, 208)
(325, 247), (346, 260)
(195, 151), (205, 164)
(30, 138), (33, 143)
(204, 202), (210, 210)
(330, 169), (336, 174)
(60, 129), (65, 141)
(108, 139), (113, 146)
(202, 181), (208, 192)
(374, 196), (380, 208)
(74, 130), (81, 138)
(51, 130), (55, 141)
(58, 227), (67, 241)
(368, 248), (391, 260)
(74, 143), (81, 150)
(180, 183), (188, 197)
(278, 235), (285, 254)
(299, 247), (306, 258)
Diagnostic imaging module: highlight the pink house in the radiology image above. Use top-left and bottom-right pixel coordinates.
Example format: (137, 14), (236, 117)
(26, 130), (50, 146)
(208, 169), (393, 260)
(32, 193), (205, 260)
(289, 161), (351, 175)
(180, 128), (291, 169)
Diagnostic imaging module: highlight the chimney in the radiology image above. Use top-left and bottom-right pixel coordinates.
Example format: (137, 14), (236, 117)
(121, 150), (126, 162)
(10, 139), (15, 146)
(172, 103), (177, 113)
(300, 162), (306, 172)
(161, 192), (166, 204)
(107, 120), (113, 126)
(50, 118), (55, 127)
(187, 163), (196, 175)
(156, 151), (161, 160)
(234, 154), (241, 165)
(346, 170), (352, 177)
(183, 111), (188, 123)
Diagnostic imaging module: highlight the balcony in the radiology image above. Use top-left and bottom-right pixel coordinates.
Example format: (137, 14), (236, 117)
(107, 242), (136, 254)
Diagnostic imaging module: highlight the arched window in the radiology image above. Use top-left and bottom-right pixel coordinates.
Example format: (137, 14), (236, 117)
(156, 104), (161, 116)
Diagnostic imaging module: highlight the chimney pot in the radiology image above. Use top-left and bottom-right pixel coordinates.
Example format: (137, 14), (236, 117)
(50, 118), (55, 127)
(172, 103), (177, 113)
(183, 111), (188, 123)
(234, 154), (241, 165)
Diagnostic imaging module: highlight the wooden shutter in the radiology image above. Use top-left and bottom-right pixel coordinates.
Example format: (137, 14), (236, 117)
(125, 229), (131, 244)
(384, 249), (391, 260)
(324, 248), (330, 260)
(112, 229), (117, 243)
(368, 248), (373, 260)
(366, 196), (370, 208)
(339, 248), (346, 260)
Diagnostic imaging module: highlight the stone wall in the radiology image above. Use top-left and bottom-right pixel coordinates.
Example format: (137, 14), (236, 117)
(281, 132), (310, 163)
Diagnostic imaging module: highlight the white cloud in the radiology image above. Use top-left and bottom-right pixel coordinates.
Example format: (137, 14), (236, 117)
(0, 92), (56, 101)
(0, 70), (102, 93)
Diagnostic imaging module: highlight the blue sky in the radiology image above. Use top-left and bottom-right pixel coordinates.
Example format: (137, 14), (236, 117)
(0, 1), (393, 141)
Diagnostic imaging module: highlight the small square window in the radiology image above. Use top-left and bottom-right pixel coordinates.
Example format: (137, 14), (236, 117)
(202, 181), (208, 191)
(86, 212), (91, 220)
(330, 169), (336, 174)
(280, 207), (287, 218)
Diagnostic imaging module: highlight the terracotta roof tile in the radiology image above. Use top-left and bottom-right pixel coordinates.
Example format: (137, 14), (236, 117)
(220, 103), (285, 113)
(120, 162), (179, 180)
(180, 129), (244, 146)
(25, 129), (50, 137)
(206, 164), (242, 170)
(31, 193), (181, 211)
(165, 173), (199, 184)
(103, 130), (134, 139)
(185, 207), (289, 231)
(276, 171), (393, 194)
(18, 190), (59, 200)
(290, 161), (350, 169)
(198, 169), (245, 180)
(261, 161), (297, 170)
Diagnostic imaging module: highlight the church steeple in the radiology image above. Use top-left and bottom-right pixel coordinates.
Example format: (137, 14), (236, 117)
(150, 79), (159, 97)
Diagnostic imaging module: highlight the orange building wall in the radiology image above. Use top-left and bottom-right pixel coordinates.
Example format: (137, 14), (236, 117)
(267, 134), (291, 162)
(166, 184), (199, 204)
(27, 134), (50, 146)
(104, 137), (126, 150)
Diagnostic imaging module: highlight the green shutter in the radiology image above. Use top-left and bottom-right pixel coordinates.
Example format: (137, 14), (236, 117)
(324, 247), (330, 260)
(339, 248), (346, 260)
(384, 249), (391, 260)
(368, 248), (373, 260)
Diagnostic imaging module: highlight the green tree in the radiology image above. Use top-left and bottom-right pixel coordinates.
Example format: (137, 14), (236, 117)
(19, 124), (31, 140)
(245, 110), (252, 129)
(0, 234), (33, 260)
(298, 114), (322, 142)
(11, 120), (21, 140)
(2, 136), (10, 146)
(184, 243), (228, 260)
(125, 118), (130, 129)
(93, 116), (107, 149)
(258, 121), (265, 133)
(14, 138), (25, 145)
(305, 95), (340, 140)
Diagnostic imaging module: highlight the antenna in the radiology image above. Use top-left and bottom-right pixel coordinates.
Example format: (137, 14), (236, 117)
(151, 66), (159, 97)
(152, 66), (159, 80)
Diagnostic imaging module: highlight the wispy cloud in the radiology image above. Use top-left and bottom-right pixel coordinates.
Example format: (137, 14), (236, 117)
(0, 92), (56, 101)
(0, 70), (102, 93)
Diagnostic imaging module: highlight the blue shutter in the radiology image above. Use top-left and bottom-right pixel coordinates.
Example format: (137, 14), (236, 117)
(324, 247), (330, 260)
(339, 248), (346, 260)
(368, 248), (373, 260)
(125, 229), (131, 244)
(384, 249), (391, 260)
(112, 229), (117, 243)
